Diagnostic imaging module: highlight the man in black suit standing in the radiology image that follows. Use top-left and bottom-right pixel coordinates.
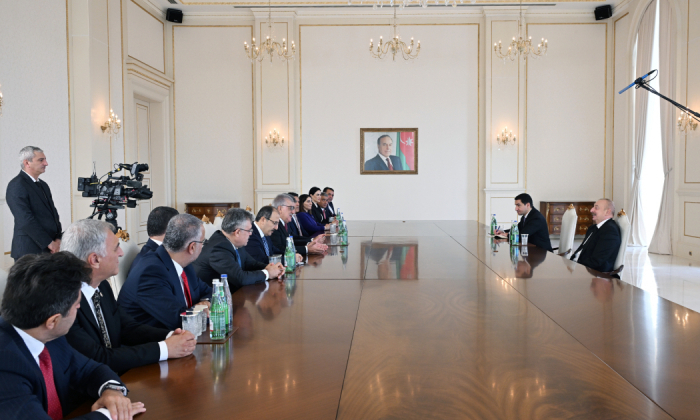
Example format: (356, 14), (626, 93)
(130, 206), (179, 273)
(570, 199), (621, 273)
(270, 194), (327, 256)
(5, 146), (62, 260)
(61, 219), (196, 375)
(495, 193), (553, 252)
(194, 208), (283, 292)
(364, 135), (404, 171)
(244, 206), (303, 265)
(119, 214), (212, 330)
(0, 252), (145, 419)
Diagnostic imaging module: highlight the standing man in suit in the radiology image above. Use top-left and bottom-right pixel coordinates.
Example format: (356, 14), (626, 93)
(270, 194), (327, 256)
(61, 219), (195, 375)
(494, 193), (553, 251)
(570, 199), (621, 273)
(324, 187), (336, 215)
(364, 135), (404, 171)
(244, 206), (303, 265)
(0, 252), (145, 420)
(119, 214), (212, 330)
(6, 146), (62, 260)
(130, 206), (179, 273)
(194, 208), (283, 292)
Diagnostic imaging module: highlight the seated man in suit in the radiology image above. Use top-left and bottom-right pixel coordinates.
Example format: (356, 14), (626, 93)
(364, 135), (404, 171)
(324, 187), (336, 216)
(270, 194), (327, 256)
(61, 219), (195, 375)
(119, 214), (212, 330)
(194, 208), (284, 292)
(570, 199), (621, 273)
(495, 193), (553, 251)
(317, 193), (335, 225)
(0, 252), (145, 419)
(287, 192), (310, 238)
(244, 206), (303, 265)
(130, 206), (179, 273)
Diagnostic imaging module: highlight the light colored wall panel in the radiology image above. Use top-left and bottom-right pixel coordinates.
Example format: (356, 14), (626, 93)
(301, 24), (479, 220)
(260, 22), (291, 186)
(173, 26), (254, 210)
(127, 0), (165, 73)
(490, 20), (520, 185)
(0, 0), (71, 255)
(491, 196), (518, 225)
(612, 13), (630, 206)
(685, 0), (700, 183)
(684, 202), (700, 238)
(526, 23), (607, 202)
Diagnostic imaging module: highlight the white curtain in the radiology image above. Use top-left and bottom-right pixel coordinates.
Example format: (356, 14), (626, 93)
(628, 0), (658, 246)
(649, 0), (676, 254)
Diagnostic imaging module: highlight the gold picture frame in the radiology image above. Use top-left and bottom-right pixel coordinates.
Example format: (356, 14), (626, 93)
(360, 128), (418, 175)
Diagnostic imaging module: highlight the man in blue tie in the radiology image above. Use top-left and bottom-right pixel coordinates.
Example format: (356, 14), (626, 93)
(193, 208), (284, 292)
(244, 206), (303, 265)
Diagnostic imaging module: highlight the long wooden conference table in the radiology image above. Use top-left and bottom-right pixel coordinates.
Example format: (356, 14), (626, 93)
(70, 221), (700, 420)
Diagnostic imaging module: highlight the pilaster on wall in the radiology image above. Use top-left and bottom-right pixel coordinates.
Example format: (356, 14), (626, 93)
(484, 8), (526, 224)
(253, 10), (298, 211)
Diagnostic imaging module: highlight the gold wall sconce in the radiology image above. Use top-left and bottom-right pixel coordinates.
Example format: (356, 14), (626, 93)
(265, 129), (285, 148)
(101, 109), (121, 135)
(496, 126), (517, 149)
(678, 111), (698, 133)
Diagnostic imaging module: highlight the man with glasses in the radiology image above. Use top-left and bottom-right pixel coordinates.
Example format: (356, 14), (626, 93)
(271, 194), (327, 256)
(119, 214), (212, 330)
(194, 208), (284, 293)
(244, 206), (303, 265)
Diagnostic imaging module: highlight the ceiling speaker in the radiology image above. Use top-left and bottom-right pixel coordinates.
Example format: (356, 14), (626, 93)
(166, 8), (183, 24)
(594, 5), (612, 20)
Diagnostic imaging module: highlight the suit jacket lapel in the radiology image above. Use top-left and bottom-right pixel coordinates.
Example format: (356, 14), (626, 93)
(20, 173), (53, 214)
(0, 319), (47, 404)
(157, 247), (188, 307)
(79, 293), (101, 336)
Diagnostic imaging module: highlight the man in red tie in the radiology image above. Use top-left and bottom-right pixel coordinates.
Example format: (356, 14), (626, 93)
(0, 252), (145, 419)
(363, 134), (404, 171)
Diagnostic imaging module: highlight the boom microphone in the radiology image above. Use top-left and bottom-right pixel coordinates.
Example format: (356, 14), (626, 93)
(618, 69), (657, 94)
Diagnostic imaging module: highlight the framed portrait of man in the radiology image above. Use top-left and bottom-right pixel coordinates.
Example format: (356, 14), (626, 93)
(360, 128), (418, 175)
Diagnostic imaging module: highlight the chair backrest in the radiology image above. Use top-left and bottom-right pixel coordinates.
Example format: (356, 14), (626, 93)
(204, 223), (218, 240)
(558, 205), (578, 255)
(0, 268), (8, 302)
(614, 210), (631, 270)
(113, 239), (140, 297)
(213, 216), (223, 229)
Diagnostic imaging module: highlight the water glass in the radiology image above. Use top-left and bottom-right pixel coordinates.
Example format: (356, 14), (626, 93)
(329, 217), (336, 223)
(521, 234), (529, 246)
(181, 313), (199, 337)
(270, 254), (282, 265)
(330, 224), (338, 234)
(195, 305), (209, 332)
(191, 309), (204, 337)
(330, 233), (339, 245)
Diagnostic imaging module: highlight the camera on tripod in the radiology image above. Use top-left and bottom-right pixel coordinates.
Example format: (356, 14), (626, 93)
(78, 163), (153, 230)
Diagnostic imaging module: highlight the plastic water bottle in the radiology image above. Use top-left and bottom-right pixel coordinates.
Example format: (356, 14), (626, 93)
(209, 282), (225, 340)
(285, 236), (296, 273)
(511, 220), (520, 245)
(336, 207), (341, 218)
(490, 214), (497, 235)
(221, 275), (233, 333)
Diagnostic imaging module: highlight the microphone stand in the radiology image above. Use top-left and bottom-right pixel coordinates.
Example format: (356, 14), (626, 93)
(634, 80), (700, 124)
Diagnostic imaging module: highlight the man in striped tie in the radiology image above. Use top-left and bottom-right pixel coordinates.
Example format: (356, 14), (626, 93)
(0, 252), (145, 419)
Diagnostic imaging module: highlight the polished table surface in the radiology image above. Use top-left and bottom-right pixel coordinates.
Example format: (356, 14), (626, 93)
(70, 221), (700, 419)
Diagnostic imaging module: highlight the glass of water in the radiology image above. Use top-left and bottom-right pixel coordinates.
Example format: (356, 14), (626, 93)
(330, 233), (339, 245)
(181, 313), (199, 337)
(270, 254), (282, 265)
(521, 234), (529, 246)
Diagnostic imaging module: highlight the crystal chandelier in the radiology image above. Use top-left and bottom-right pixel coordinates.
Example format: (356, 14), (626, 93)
(493, 0), (547, 62)
(244, 0), (295, 63)
(678, 111), (698, 133)
(369, 7), (420, 61)
(101, 109), (121, 135)
(496, 126), (516, 149)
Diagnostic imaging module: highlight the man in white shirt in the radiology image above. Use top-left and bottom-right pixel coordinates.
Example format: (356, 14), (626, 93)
(0, 252), (145, 419)
(62, 219), (196, 375)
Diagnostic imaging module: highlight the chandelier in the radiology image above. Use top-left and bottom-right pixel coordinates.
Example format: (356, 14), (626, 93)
(244, 0), (295, 63)
(369, 7), (420, 61)
(678, 111), (698, 133)
(496, 126), (516, 149)
(101, 109), (121, 135)
(493, 0), (547, 62)
(265, 128), (285, 148)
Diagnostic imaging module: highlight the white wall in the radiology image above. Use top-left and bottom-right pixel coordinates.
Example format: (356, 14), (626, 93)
(300, 23), (480, 221)
(172, 26), (255, 210)
(127, 0), (165, 74)
(0, 0), (71, 266)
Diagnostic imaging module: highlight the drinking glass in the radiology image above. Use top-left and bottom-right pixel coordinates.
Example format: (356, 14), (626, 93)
(195, 305), (209, 332)
(330, 224), (338, 234)
(181, 313), (198, 337)
(330, 233), (339, 245)
(270, 254), (282, 264)
(521, 234), (529, 246)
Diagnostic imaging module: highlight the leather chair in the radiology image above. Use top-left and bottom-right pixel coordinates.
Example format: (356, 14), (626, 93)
(204, 223), (218, 240)
(553, 204), (577, 256)
(607, 209), (631, 275)
(109, 236), (140, 297)
(0, 268), (8, 301)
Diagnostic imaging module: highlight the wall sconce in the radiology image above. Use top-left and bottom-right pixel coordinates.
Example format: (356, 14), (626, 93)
(264, 129), (285, 148)
(678, 111), (698, 133)
(496, 126), (516, 149)
(101, 109), (121, 135)
(0, 84), (4, 117)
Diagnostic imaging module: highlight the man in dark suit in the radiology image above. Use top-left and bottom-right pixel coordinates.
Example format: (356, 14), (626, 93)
(287, 193), (310, 237)
(270, 194), (327, 256)
(312, 192), (334, 225)
(495, 193), (553, 252)
(61, 219), (196, 375)
(0, 252), (145, 419)
(570, 199), (621, 273)
(323, 187), (336, 216)
(244, 206), (303, 265)
(119, 214), (212, 330)
(195, 208), (283, 292)
(130, 206), (179, 273)
(364, 135), (404, 171)
(5, 146), (62, 260)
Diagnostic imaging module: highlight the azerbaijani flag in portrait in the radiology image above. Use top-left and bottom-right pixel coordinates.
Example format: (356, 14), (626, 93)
(396, 131), (415, 171)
